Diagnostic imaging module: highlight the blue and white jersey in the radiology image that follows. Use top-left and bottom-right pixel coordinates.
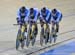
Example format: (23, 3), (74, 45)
(40, 8), (51, 23)
(51, 10), (62, 23)
(28, 8), (39, 23)
(17, 7), (29, 23)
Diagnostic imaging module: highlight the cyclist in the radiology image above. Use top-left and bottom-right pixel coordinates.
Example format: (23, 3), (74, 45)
(51, 8), (62, 33)
(28, 8), (39, 40)
(50, 8), (62, 43)
(39, 7), (51, 43)
(16, 6), (29, 41)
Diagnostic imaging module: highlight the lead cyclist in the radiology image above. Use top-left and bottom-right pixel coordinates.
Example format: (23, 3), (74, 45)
(16, 6), (29, 49)
(16, 6), (29, 38)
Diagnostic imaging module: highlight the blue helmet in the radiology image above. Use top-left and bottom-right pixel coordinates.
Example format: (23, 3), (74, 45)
(51, 8), (57, 14)
(41, 7), (46, 13)
(30, 8), (34, 14)
(20, 6), (26, 13)
(29, 8), (35, 19)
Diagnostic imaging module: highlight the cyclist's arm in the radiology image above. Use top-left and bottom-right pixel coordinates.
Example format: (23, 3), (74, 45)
(46, 10), (51, 21)
(34, 9), (38, 22)
(56, 13), (61, 23)
(24, 8), (29, 24)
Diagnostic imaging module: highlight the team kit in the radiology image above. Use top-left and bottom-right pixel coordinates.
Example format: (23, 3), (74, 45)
(15, 6), (62, 50)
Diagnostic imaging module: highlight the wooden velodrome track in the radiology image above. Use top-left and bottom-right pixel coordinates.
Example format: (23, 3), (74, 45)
(0, 0), (75, 55)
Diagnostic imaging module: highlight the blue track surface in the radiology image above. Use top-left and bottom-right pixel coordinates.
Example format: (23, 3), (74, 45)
(40, 41), (75, 55)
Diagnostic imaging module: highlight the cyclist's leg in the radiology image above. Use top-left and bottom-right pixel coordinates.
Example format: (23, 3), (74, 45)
(29, 23), (33, 40)
(51, 21), (55, 34)
(34, 23), (38, 36)
(51, 21), (56, 43)
(56, 23), (59, 33)
(24, 24), (28, 39)
(56, 14), (62, 33)
(53, 22), (58, 43)
(59, 14), (63, 22)
(40, 21), (44, 36)
(46, 24), (50, 43)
